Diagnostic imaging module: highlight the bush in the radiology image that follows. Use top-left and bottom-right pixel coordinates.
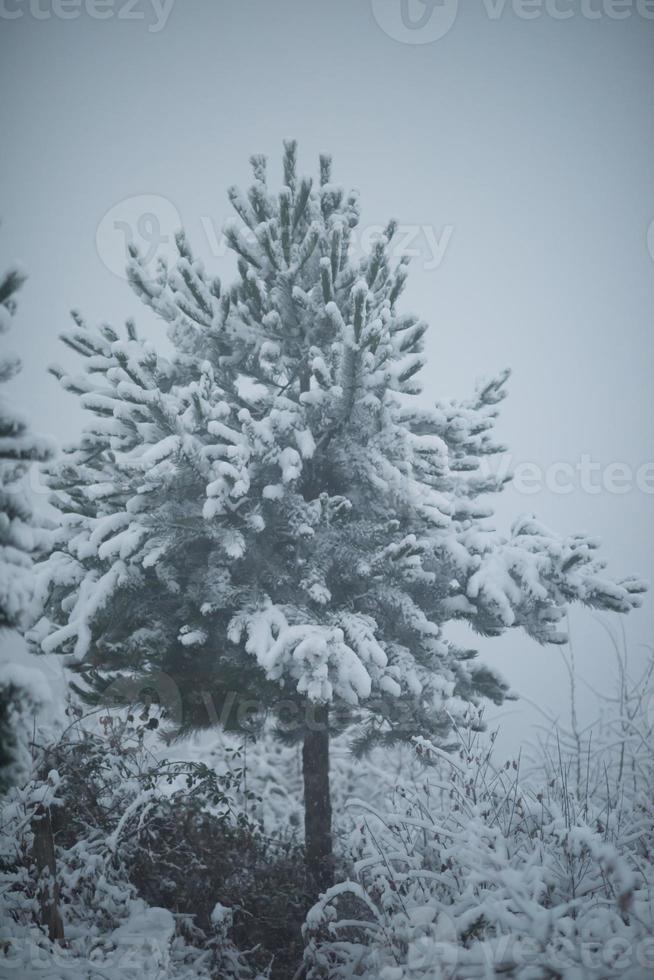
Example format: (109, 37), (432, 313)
(304, 656), (654, 980)
(0, 708), (304, 978)
(122, 773), (313, 978)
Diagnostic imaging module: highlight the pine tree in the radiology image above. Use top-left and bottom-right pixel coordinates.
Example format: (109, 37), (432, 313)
(32, 145), (645, 893)
(0, 253), (53, 792)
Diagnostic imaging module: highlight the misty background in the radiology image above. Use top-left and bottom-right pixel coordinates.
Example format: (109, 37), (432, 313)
(2, 0), (653, 752)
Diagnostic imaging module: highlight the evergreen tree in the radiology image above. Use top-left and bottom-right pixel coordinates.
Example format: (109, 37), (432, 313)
(32, 145), (645, 893)
(0, 253), (53, 792)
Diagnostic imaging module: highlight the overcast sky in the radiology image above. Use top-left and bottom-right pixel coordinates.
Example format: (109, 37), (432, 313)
(2, 0), (653, 750)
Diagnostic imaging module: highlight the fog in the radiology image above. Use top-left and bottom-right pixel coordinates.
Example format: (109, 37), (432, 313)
(2, 0), (653, 751)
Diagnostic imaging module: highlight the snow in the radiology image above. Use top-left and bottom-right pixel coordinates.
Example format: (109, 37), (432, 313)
(112, 902), (176, 947)
(0, 630), (68, 789)
(0, 657), (52, 708)
(278, 446), (302, 482)
(305, 707), (654, 980)
(295, 427), (316, 459)
(178, 627), (207, 647)
(210, 902), (233, 929)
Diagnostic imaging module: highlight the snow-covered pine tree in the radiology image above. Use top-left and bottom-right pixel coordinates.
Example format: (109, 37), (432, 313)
(32, 145), (645, 892)
(0, 254), (53, 792)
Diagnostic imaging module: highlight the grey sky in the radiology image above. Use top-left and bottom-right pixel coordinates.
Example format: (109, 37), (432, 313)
(2, 0), (653, 748)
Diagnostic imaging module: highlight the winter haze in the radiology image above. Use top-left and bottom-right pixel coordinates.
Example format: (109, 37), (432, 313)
(2, 3), (654, 977)
(3, 1), (652, 748)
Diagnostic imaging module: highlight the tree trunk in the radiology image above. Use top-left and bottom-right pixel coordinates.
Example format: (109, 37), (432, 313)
(302, 703), (333, 897)
(31, 804), (64, 942)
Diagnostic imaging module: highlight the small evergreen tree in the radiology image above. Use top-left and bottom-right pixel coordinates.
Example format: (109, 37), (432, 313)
(0, 252), (53, 792)
(32, 145), (644, 893)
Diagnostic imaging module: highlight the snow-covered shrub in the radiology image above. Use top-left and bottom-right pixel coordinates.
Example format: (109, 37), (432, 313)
(0, 253), (54, 793)
(304, 660), (654, 980)
(0, 659), (52, 794)
(0, 710), (271, 979)
(123, 759), (312, 979)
